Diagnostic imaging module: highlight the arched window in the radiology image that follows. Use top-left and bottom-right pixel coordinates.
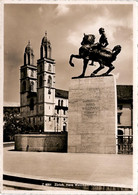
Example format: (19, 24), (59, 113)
(22, 81), (26, 92)
(47, 75), (52, 87)
(30, 98), (34, 110)
(30, 81), (34, 92)
(58, 100), (60, 106)
(39, 75), (43, 87)
(48, 88), (51, 94)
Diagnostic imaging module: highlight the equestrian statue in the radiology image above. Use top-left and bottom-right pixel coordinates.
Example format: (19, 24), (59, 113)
(69, 28), (121, 77)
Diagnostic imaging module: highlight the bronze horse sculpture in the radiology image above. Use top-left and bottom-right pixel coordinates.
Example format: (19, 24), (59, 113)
(69, 34), (121, 77)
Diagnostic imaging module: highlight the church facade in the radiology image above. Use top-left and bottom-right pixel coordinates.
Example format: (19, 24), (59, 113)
(20, 33), (68, 132)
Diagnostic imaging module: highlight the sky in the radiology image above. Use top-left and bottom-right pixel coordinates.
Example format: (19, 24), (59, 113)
(4, 3), (134, 106)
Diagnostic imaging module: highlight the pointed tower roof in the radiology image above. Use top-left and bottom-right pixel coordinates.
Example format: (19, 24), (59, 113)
(41, 31), (51, 46)
(25, 41), (34, 54)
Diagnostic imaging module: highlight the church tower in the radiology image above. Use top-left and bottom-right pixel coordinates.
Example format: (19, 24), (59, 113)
(20, 41), (37, 124)
(37, 32), (56, 132)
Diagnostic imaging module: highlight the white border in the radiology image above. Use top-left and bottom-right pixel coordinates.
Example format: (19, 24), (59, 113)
(1, 1), (137, 195)
(0, 0), (4, 194)
(133, 2), (137, 195)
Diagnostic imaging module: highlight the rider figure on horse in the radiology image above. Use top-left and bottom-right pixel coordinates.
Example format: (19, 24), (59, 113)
(98, 27), (109, 48)
(89, 27), (109, 65)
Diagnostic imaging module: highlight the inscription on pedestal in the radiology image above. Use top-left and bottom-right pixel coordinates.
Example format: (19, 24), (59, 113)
(68, 76), (117, 154)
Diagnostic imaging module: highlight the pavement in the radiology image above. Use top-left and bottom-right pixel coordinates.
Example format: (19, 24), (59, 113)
(3, 145), (133, 192)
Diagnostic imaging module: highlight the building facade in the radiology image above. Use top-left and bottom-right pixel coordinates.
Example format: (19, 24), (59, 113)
(20, 33), (68, 132)
(117, 85), (133, 154)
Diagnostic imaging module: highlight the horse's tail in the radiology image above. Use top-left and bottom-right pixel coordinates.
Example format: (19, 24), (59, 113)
(112, 45), (121, 55)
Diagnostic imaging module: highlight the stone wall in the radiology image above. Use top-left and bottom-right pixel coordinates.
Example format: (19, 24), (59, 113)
(15, 132), (67, 152)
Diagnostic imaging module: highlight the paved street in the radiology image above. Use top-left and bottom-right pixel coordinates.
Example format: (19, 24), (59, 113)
(3, 145), (133, 190)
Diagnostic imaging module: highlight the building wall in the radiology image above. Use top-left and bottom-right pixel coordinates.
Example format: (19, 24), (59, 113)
(117, 103), (132, 127)
(54, 97), (68, 132)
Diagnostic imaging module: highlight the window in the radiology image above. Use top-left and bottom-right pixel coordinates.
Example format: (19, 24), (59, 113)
(31, 70), (34, 77)
(118, 105), (123, 110)
(57, 117), (59, 123)
(117, 129), (123, 144)
(63, 110), (66, 115)
(47, 75), (52, 87)
(22, 81), (26, 92)
(30, 98), (34, 110)
(117, 113), (122, 124)
(58, 100), (60, 106)
(48, 88), (51, 94)
(48, 64), (51, 72)
(30, 81), (34, 92)
(61, 100), (63, 107)
(49, 117), (51, 121)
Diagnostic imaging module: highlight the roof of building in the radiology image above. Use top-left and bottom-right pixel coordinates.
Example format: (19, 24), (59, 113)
(117, 85), (132, 101)
(55, 89), (69, 99)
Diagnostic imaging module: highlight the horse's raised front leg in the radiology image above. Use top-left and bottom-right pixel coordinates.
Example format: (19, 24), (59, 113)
(102, 64), (115, 76)
(90, 63), (104, 76)
(69, 54), (82, 67)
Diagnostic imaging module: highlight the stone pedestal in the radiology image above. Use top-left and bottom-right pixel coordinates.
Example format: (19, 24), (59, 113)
(68, 76), (117, 154)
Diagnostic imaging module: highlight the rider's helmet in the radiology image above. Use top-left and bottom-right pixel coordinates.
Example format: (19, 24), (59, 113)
(99, 28), (105, 34)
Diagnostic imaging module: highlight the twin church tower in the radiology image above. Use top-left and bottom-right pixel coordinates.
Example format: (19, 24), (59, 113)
(20, 32), (67, 132)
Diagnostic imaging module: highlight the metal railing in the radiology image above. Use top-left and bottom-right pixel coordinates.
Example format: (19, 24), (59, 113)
(117, 135), (133, 154)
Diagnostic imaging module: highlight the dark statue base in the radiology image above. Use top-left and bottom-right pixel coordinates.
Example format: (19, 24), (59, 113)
(72, 74), (113, 79)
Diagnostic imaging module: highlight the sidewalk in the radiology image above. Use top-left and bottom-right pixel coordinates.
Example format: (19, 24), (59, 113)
(3, 146), (133, 191)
